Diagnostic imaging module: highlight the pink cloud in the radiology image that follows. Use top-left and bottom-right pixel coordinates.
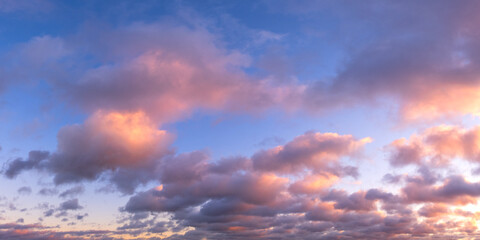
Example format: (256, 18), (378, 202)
(387, 125), (480, 167)
(252, 132), (371, 174)
(4, 110), (173, 193)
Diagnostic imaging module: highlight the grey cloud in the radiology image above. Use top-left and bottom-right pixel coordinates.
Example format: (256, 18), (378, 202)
(17, 186), (32, 195)
(38, 188), (58, 196)
(58, 199), (82, 211)
(3, 151), (49, 178)
(58, 186), (84, 198)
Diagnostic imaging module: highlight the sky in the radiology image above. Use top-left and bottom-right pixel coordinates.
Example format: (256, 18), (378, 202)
(2, 0), (480, 239)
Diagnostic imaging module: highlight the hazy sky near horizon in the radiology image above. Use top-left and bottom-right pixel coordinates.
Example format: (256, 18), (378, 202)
(2, 0), (480, 239)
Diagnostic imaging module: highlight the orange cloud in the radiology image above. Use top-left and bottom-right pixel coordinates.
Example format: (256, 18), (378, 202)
(289, 173), (339, 195)
(83, 110), (170, 167)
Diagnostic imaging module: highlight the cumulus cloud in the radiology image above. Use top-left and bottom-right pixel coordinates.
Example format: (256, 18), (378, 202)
(3, 151), (49, 178)
(59, 199), (82, 211)
(44, 209), (54, 217)
(288, 173), (338, 195)
(58, 186), (84, 198)
(4, 111), (172, 194)
(120, 131), (384, 238)
(418, 203), (450, 218)
(49, 111), (171, 184)
(116, 130), (480, 239)
(387, 125), (480, 167)
(126, 131), (368, 209)
(322, 190), (376, 212)
(4, 112), (369, 201)
(402, 175), (480, 205)
(252, 131), (371, 174)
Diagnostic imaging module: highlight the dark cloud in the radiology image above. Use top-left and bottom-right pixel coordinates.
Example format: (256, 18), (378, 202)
(38, 188), (58, 196)
(59, 199), (82, 211)
(59, 186), (84, 198)
(44, 209), (54, 217)
(382, 173), (404, 184)
(402, 175), (480, 204)
(76, 213), (88, 220)
(3, 151), (49, 178)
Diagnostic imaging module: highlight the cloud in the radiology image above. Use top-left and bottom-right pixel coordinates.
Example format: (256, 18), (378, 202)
(418, 203), (450, 218)
(76, 213), (88, 221)
(125, 130), (367, 211)
(4, 3), (480, 238)
(3, 151), (49, 178)
(157, 151), (209, 184)
(5, 121), (369, 201)
(322, 190), (376, 212)
(44, 209), (54, 217)
(387, 125), (480, 167)
(288, 173), (338, 195)
(2, 21), (302, 124)
(121, 143), (480, 239)
(125, 172), (289, 213)
(38, 188), (58, 196)
(49, 110), (171, 184)
(17, 187), (32, 195)
(252, 131), (371, 174)
(0, 222), (110, 240)
(4, 110), (172, 194)
(58, 186), (84, 199)
(68, 47), (282, 123)
(257, 0), (480, 122)
(9, 2), (480, 125)
(4, 2), (480, 128)
(118, 131), (422, 239)
(402, 175), (480, 204)
(59, 199), (82, 211)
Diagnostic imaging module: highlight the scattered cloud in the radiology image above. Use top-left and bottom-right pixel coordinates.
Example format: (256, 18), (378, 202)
(17, 187), (32, 195)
